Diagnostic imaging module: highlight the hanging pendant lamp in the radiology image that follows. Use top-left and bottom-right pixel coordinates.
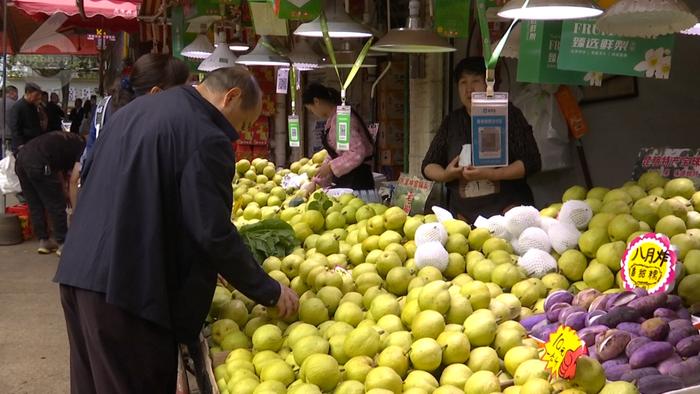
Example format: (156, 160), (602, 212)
(371, 0), (455, 53)
(181, 24), (214, 59)
(681, 9), (700, 35)
(289, 40), (321, 71)
(236, 37), (290, 67)
(596, 0), (697, 38)
(498, 0), (603, 20)
(294, 0), (373, 38)
(198, 33), (238, 72)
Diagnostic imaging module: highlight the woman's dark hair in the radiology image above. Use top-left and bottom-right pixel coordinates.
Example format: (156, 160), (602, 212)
(454, 57), (487, 81)
(302, 83), (341, 106)
(112, 54), (190, 110)
(83, 100), (92, 112)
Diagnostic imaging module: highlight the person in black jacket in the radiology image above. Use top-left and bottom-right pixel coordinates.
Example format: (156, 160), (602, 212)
(8, 82), (43, 153)
(54, 66), (298, 393)
(68, 98), (83, 134)
(45, 92), (65, 132)
(422, 57), (541, 223)
(14, 131), (84, 254)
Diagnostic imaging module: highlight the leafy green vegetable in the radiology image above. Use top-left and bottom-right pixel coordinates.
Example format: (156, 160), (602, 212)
(238, 219), (299, 264)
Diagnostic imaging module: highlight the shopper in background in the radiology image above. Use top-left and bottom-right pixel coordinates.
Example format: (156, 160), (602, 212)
(301, 83), (376, 197)
(68, 98), (83, 134)
(46, 92), (65, 132)
(78, 100), (92, 136)
(1, 85), (18, 138)
(70, 53), (191, 208)
(14, 131), (84, 254)
(422, 57), (542, 223)
(9, 82), (43, 153)
(55, 66), (298, 392)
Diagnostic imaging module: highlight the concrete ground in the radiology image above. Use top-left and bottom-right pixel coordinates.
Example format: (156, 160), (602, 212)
(0, 240), (69, 394)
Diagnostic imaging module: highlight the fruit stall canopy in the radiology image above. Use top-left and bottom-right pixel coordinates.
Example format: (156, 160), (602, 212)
(11, 0), (143, 31)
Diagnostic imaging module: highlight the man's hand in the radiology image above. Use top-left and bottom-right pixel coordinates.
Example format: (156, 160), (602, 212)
(462, 165), (497, 182)
(316, 162), (333, 180)
(442, 156), (464, 182)
(275, 285), (299, 319)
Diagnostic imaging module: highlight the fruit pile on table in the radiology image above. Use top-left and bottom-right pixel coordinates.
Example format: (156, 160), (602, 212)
(206, 155), (699, 394)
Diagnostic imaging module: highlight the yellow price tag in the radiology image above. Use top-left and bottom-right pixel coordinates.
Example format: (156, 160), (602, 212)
(621, 233), (677, 294)
(542, 325), (587, 380)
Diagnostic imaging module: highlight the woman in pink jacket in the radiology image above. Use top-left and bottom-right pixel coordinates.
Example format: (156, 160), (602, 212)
(302, 83), (376, 197)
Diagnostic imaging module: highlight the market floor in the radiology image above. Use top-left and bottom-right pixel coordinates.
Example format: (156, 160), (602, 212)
(0, 240), (69, 394)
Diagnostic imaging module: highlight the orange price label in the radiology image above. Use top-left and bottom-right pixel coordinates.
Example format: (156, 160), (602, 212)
(542, 325), (587, 380)
(621, 233), (677, 294)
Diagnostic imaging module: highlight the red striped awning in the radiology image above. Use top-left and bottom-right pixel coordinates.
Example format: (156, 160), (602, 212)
(12, 0), (143, 31)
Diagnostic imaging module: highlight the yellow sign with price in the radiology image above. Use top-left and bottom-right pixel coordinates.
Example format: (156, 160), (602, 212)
(542, 325), (587, 380)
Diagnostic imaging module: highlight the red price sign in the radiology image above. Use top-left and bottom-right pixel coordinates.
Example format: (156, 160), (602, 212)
(542, 325), (587, 379)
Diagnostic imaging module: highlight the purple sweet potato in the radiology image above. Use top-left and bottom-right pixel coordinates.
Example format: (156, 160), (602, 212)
(636, 375), (683, 394)
(558, 306), (586, 324)
(579, 325), (608, 347)
(677, 308), (691, 320)
(665, 295), (682, 310)
(602, 355), (629, 369)
(630, 341), (675, 368)
(564, 311), (587, 331)
(521, 314), (547, 331)
(675, 334), (700, 357)
(597, 306), (642, 328)
(667, 326), (696, 346)
(617, 322), (642, 336)
(531, 323), (559, 341)
(640, 318), (670, 341)
(605, 291), (638, 311)
(589, 294), (612, 313)
(653, 308), (678, 319)
(657, 353), (682, 375)
(544, 290), (574, 311)
(572, 288), (601, 309)
(586, 310), (606, 327)
(597, 330), (632, 361)
(668, 318), (693, 330)
(604, 363), (632, 381)
(665, 356), (700, 386)
(546, 302), (570, 322)
(620, 367), (660, 382)
(626, 337), (652, 358)
(632, 288), (649, 297)
(628, 293), (668, 318)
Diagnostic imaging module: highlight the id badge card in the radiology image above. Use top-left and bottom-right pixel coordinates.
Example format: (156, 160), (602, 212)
(276, 68), (289, 94)
(288, 115), (300, 147)
(336, 105), (351, 151)
(470, 92), (508, 167)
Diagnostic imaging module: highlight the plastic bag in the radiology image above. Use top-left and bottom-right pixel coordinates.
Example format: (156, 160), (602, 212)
(0, 152), (21, 195)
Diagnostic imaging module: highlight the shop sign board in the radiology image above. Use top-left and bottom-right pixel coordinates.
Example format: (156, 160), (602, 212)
(558, 19), (675, 80)
(517, 21), (596, 86)
(632, 147), (700, 188)
(435, 0), (471, 38)
(274, 0), (320, 20)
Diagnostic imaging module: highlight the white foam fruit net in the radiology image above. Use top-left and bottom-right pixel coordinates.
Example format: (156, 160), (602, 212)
(539, 216), (559, 233)
(517, 249), (557, 279)
(558, 200), (593, 230)
(415, 223), (448, 246)
(518, 227), (552, 254)
(414, 241), (449, 272)
(548, 221), (582, 254)
(505, 206), (541, 237)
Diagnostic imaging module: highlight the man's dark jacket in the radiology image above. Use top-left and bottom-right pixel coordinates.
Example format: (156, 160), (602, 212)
(9, 97), (42, 152)
(54, 86), (280, 342)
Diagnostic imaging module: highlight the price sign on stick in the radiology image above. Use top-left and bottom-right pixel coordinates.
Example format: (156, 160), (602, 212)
(542, 325), (587, 379)
(288, 115), (300, 147)
(336, 105), (351, 151)
(621, 233), (677, 294)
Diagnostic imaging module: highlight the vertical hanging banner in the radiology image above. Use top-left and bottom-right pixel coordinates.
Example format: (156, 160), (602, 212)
(274, 0), (321, 20)
(288, 115), (301, 147)
(558, 19), (675, 79)
(471, 93), (509, 167)
(336, 106), (351, 151)
(435, 0), (471, 38)
(517, 21), (599, 86)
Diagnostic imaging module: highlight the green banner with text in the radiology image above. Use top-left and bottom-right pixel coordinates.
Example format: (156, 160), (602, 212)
(435, 0), (471, 38)
(558, 19), (675, 79)
(517, 21), (598, 86)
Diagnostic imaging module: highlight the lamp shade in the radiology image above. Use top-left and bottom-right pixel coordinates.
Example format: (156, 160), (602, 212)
(681, 9), (700, 35)
(370, 28), (456, 53)
(198, 43), (238, 72)
(294, 0), (372, 38)
(597, 0), (697, 38)
(236, 39), (290, 67)
(289, 40), (320, 71)
(181, 34), (214, 59)
(498, 0), (603, 20)
(229, 42), (250, 51)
